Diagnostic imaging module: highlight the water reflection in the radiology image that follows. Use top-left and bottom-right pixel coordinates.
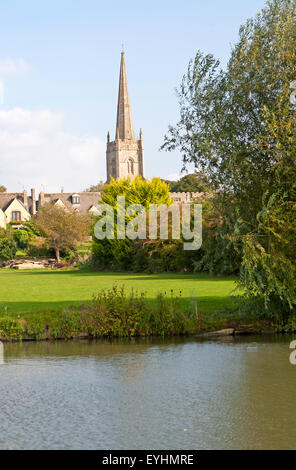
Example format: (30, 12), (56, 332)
(0, 336), (295, 450)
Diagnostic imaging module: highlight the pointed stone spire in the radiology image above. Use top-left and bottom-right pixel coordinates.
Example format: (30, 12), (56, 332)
(116, 52), (135, 141)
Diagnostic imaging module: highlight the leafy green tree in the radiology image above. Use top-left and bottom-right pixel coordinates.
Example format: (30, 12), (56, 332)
(0, 186), (6, 193)
(101, 176), (171, 208)
(35, 204), (91, 262)
(92, 177), (172, 269)
(162, 0), (296, 313)
(165, 173), (212, 193)
(84, 180), (105, 192)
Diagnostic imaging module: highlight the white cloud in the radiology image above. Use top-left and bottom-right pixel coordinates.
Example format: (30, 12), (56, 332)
(0, 107), (106, 192)
(165, 172), (182, 181)
(0, 59), (31, 77)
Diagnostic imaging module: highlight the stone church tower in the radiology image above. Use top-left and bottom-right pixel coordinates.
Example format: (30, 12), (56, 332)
(106, 52), (144, 183)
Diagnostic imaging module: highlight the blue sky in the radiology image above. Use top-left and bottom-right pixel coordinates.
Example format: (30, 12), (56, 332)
(0, 0), (267, 192)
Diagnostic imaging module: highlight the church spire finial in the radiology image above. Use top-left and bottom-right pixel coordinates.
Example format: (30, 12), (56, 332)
(115, 51), (134, 141)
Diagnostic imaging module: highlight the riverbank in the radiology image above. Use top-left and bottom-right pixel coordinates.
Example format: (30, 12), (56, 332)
(0, 323), (279, 342)
(0, 269), (287, 341)
(0, 286), (278, 341)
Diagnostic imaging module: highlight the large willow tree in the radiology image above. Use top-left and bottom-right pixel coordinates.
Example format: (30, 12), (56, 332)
(162, 0), (296, 314)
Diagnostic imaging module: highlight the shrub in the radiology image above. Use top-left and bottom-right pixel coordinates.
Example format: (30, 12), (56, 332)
(0, 238), (17, 260)
(13, 230), (30, 249)
(26, 236), (52, 258)
(0, 318), (24, 340)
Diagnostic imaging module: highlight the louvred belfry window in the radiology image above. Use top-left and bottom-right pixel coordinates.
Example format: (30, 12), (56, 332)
(127, 159), (134, 174)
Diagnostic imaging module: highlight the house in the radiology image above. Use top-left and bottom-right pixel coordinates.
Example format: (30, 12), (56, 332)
(0, 189), (102, 230)
(38, 191), (101, 215)
(0, 189), (36, 229)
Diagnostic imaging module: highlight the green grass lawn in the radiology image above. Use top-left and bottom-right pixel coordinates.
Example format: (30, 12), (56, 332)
(0, 269), (239, 317)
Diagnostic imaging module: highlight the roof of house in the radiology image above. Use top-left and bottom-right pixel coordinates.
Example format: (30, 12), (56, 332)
(41, 192), (101, 214)
(0, 193), (34, 214)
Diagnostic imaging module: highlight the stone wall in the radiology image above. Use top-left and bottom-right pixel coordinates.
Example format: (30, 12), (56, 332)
(170, 192), (206, 203)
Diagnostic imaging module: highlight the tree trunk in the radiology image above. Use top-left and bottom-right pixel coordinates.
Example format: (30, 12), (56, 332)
(55, 248), (60, 263)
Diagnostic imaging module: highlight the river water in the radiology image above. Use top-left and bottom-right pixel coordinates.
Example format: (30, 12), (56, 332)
(0, 336), (295, 450)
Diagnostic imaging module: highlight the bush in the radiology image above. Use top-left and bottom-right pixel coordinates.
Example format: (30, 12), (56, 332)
(0, 238), (17, 260)
(26, 236), (53, 258)
(13, 229), (30, 249)
(0, 286), (198, 340)
(0, 318), (24, 340)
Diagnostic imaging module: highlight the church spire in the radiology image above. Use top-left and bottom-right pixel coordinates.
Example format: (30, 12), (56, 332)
(116, 52), (135, 141)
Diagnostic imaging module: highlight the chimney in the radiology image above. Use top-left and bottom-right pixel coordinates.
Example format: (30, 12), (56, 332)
(31, 188), (36, 215)
(39, 191), (45, 207)
(23, 190), (28, 209)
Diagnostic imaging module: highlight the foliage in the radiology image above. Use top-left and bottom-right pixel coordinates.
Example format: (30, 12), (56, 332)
(0, 227), (12, 240)
(26, 236), (52, 258)
(35, 204), (91, 262)
(84, 180), (106, 192)
(0, 285), (201, 340)
(0, 238), (17, 260)
(2, 278), (295, 341)
(92, 176), (172, 270)
(23, 218), (43, 237)
(194, 195), (242, 275)
(0, 185), (6, 193)
(101, 176), (171, 208)
(13, 230), (30, 250)
(165, 172), (212, 193)
(93, 175), (237, 273)
(64, 242), (92, 266)
(161, 0), (296, 313)
(0, 317), (24, 340)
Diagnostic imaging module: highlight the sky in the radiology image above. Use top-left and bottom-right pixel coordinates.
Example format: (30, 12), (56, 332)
(0, 0), (267, 193)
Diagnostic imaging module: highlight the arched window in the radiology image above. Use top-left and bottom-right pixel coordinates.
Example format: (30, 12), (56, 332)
(127, 159), (134, 175)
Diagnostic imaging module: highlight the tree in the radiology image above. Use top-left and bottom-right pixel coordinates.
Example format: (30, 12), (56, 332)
(84, 180), (105, 192)
(162, 0), (296, 313)
(92, 176), (172, 269)
(0, 186), (6, 193)
(165, 172), (212, 193)
(35, 204), (91, 262)
(101, 176), (171, 208)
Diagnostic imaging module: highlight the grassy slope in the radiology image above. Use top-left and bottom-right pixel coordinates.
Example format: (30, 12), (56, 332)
(0, 269), (238, 317)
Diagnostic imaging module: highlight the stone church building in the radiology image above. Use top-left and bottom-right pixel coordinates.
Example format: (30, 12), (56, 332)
(106, 52), (144, 182)
(0, 52), (201, 229)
